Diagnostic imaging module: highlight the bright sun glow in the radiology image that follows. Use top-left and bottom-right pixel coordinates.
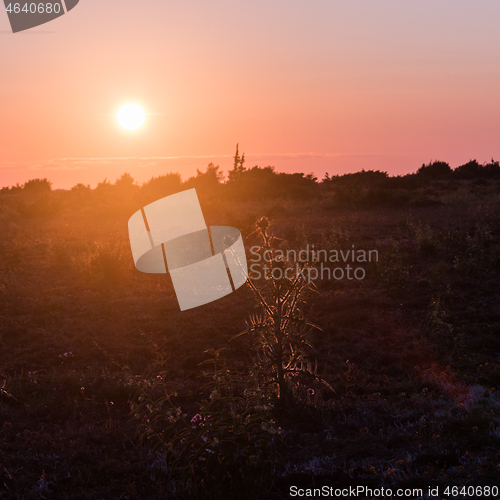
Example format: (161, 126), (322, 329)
(117, 103), (146, 131)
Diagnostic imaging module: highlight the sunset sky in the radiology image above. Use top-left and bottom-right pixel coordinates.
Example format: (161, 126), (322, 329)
(1, 1), (500, 189)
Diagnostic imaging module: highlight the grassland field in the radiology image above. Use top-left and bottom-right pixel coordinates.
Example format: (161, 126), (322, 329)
(1, 177), (500, 499)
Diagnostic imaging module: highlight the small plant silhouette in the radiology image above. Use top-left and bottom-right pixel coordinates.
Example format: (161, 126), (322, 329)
(131, 349), (281, 499)
(237, 217), (333, 408)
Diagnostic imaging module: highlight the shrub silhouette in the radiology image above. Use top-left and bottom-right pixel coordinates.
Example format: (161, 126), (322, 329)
(482, 159), (500, 178)
(94, 178), (114, 197)
(112, 173), (140, 205)
(23, 178), (52, 194)
(0, 183), (23, 195)
(183, 163), (224, 196)
(454, 159), (500, 179)
(71, 183), (92, 196)
(416, 161), (451, 180)
(114, 172), (138, 191)
(453, 160), (481, 180)
(322, 170), (408, 208)
(323, 169), (389, 189)
(227, 166), (317, 200)
(141, 172), (182, 203)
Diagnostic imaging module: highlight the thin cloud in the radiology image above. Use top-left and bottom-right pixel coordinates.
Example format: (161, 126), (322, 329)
(35, 153), (408, 170)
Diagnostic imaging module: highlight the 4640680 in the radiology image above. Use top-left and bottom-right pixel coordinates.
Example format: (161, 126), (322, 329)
(5, 3), (62, 14)
(444, 485), (498, 497)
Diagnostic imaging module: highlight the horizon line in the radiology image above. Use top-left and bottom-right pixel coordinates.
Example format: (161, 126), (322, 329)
(0, 152), (411, 169)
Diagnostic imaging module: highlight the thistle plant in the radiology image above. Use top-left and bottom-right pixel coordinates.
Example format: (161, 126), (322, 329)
(129, 218), (333, 497)
(237, 217), (333, 408)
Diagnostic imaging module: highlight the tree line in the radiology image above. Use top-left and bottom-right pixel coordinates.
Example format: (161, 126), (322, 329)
(2, 147), (499, 203)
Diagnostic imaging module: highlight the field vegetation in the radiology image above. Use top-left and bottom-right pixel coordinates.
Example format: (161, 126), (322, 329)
(1, 153), (500, 498)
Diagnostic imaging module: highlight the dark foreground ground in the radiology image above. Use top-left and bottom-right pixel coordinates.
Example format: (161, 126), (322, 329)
(1, 182), (500, 499)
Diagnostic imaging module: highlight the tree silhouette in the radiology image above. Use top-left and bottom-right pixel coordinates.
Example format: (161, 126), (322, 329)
(228, 144), (246, 183)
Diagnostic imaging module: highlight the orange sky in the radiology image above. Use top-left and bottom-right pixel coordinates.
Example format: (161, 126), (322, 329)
(1, 1), (500, 188)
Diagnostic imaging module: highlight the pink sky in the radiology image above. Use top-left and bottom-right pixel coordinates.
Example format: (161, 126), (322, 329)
(1, 1), (500, 188)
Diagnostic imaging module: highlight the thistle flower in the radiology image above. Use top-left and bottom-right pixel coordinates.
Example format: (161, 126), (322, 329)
(256, 216), (270, 231)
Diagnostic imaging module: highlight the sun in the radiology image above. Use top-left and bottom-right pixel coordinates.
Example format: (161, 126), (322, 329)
(117, 103), (146, 131)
